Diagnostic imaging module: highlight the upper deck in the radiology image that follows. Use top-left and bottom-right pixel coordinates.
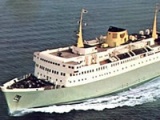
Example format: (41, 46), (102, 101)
(50, 49), (79, 58)
(49, 44), (108, 58)
(40, 33), (155, 59)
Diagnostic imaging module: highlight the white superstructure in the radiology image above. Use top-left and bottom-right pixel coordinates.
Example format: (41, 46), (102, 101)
(33, 36), (160, 87)
(32, 6), (160, 88)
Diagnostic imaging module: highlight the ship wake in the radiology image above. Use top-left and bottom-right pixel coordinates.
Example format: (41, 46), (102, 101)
(14, 77), (160, 116)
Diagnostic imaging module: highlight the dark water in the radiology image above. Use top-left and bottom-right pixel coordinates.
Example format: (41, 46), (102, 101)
(1, 0), (160, 119)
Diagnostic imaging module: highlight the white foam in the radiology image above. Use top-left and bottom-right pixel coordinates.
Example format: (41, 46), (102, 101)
(14, 77), (160, 116)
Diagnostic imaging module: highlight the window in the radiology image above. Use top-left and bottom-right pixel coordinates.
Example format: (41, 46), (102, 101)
(36, 64), (39, 67)
(40, 65), (45, 70)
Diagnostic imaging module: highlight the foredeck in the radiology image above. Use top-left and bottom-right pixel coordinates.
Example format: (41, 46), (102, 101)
(8, 74), (55, 89)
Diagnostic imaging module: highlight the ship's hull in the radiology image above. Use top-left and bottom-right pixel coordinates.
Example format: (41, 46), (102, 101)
(1, 60), (160, 114)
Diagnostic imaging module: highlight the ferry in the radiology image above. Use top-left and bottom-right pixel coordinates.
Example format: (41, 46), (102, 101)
(1, 6), (160, 115)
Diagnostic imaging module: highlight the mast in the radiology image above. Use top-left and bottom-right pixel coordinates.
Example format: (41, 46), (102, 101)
(152, 4), (160, 40)
(77, 9), (86, 48)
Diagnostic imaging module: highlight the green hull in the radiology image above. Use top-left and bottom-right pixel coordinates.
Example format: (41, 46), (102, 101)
(2, 61), (160, 114)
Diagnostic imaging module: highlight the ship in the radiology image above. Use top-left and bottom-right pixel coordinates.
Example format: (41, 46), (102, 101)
(1, 6), (160, 115)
